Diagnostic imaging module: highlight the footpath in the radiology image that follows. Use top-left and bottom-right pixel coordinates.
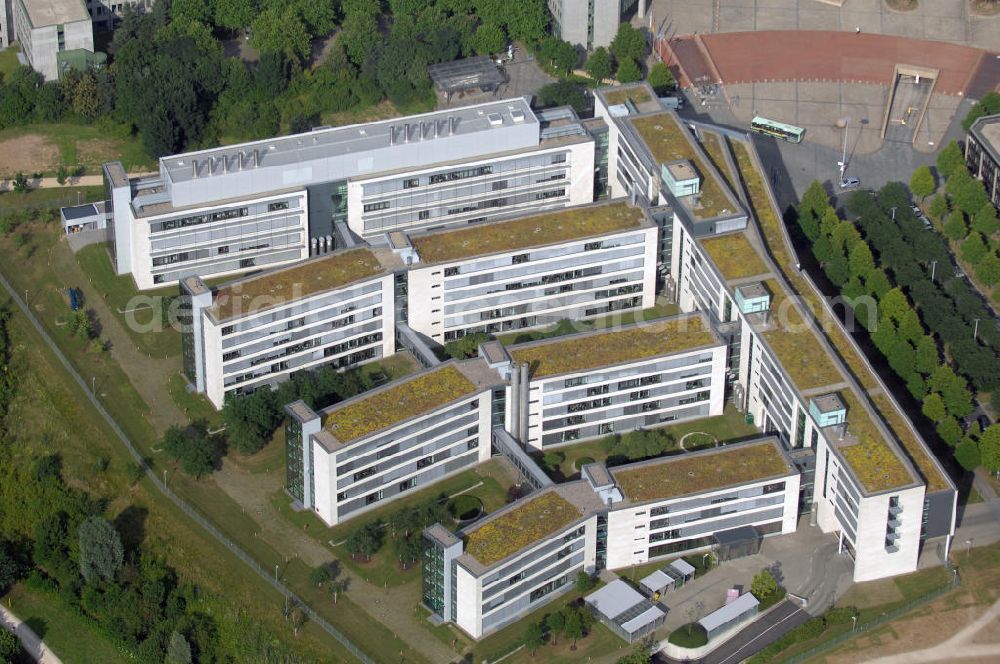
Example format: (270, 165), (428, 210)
(0, 603), (64, 664)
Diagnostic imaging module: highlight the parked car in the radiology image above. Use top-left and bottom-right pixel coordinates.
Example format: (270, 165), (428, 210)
(839, 177), (861, 189)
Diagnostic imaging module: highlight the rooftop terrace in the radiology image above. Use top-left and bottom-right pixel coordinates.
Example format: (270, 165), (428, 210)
(323, 364), (478, 444)
(612, 440), (791, 503)
(630, 113), (737, 221)
(464, 491), (584, 566)
(510, 315), (717, 379)
(835, 391), (917, 494)
(209, 249), (385, 322)
(410, 202), (646, 264)
(699, 232), (770, 282)
(760, 280), (844, 392)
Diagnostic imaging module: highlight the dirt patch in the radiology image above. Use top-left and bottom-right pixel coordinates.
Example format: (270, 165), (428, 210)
(75, 138), (124, 168)
(0, 135), (59, 177)
(971, 0), (1000, 16)
(885, 0), (919, 11)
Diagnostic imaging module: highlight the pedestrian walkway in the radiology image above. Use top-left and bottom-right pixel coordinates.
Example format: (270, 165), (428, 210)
(0, 604), (64, 664)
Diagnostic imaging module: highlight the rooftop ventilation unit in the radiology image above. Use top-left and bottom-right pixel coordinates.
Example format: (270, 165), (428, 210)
(487, 112), (503, 127)
(510, 109), (526, 123)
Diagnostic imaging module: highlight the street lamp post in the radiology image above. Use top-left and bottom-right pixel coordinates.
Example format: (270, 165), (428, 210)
(851, 615), (857, 632)
(974, 319), (981, 341)
(275, 564), (279, 581)
(930, 260), (937, 282)
(890, 206), (897, 221)
(966, 538), (974, 558)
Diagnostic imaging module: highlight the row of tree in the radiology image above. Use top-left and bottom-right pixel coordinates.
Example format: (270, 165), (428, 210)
(796, 182), (1000, 472)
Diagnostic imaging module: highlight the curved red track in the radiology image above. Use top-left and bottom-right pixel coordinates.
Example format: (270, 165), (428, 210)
(660, 30), (1000, 97)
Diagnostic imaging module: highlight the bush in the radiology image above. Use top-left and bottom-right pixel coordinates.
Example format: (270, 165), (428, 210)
(574, 456), (596, 470)
(543, 451), (565, 469)
(668, 623), (708, 647)
(758, 585), (786, 610)
(824, 606), (859, 625)
(447, 495), (483, 521)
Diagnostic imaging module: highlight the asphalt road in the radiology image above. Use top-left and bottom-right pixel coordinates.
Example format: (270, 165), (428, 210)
(655, 600), (810, 664)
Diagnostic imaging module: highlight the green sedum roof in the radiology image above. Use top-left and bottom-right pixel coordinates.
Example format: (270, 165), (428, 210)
(510, 316), (717, 379)
(837, 391), (916, 494)
(613, 441), (790, 503)
(465, 491), (583, 566)
(699, 233), (770, 281)
(323, 365), (477, 443)
(411, 203), (645, 264)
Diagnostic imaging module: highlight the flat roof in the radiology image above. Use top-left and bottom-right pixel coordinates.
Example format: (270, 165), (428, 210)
(621, 605), (666, 634)
(870, 392), (949, 493)
(409, 202), (647, 264)
(736, 282), (768, 299)
(427, 56), (507, 92)
(585, 579), (646, 620)
(321, 363), (483, 445)
(161, 97), (539, 185)
(599, 84), (663, 114)
(812, 393), (846, 414)
(699, 593), (758, 633)
(611, 439), (793, 504)
(629, 113), (740, 221)
(463, 490), (585, 567)
(666, 160), (698, 181)
(208, 248), (389, 322)
(509, 314), (718, 379)
(22, 0), (89, 26)
(699, 232), (771, 282)
(973, 114), (1000, 157)
(834, 390), (917, 493)
(424, 523), (461, 548)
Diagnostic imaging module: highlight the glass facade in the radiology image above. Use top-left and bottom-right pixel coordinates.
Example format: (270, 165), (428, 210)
(422, 536), (447, 616)
(286, 418), (304, 503)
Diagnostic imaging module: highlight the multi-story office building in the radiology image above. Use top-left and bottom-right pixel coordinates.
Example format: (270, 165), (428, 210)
(966, 113), (1000, 209)
(504, 314), (727, 450)
(546, 0), (646, 50)
(423, 438), (798, 638)
(180, 247), (400, 409)
(12, 0), (94, 80)
(284, 361), (502, 526)
(404, 201), (658, 344)
(0, 0), (12, 47)
(83, 0), (151, 29)
(103, 98), (597, 290)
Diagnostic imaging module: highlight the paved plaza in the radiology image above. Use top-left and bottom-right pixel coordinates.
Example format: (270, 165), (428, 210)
(646, 0), (1000, 52)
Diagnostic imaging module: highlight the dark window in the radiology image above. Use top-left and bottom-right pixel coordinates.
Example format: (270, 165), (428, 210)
(268, 201), (289, 212)
(403, 178), (420, 189)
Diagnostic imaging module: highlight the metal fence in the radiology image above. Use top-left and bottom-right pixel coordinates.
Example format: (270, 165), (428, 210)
(783, 569), (961, 664)
(0, 271), (377, 664)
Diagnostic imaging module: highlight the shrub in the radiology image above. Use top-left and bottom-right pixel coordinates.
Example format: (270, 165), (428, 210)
(668, 623), (708, 647)
(824, 606), (859, 625)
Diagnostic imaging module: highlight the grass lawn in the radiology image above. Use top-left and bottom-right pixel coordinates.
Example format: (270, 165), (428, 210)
(167, 372), (223, 428)
(1, 585), (130, 664)
(0, 45), (19, 80)
(547, 403), (761, 480)
(75, 244), (182, 358)
(0, 300), (352, 662)
(271, 461), (514, 588)
(0, 122), (153, 176)
(0, 185), (105, 211)
(466, 588), (625, 664)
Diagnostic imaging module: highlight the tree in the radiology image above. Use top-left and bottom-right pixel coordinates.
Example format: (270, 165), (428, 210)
(538, 37), (577, 75)
(172, 0), (216, 24)
(309, 563), (331, 588)
(616, 58), (642, 84)
(936, 417), (963, 447)
(545, 610), (565, 645)
(921, 393), (947, 421)
(0, 540), (24, 593)
(944, 212), (968, 240)
(585, 47), (612, 84)
(928, 194), (949, 222)
(11, 172), (29, 194)
(955, 439), (981, 471)
(610, 23), (646, 65)
(980, 424), (1000, 473)
(963, 91), (1000, 131)
(523, 621), (545, 656)
(250, 6), (311, 63)
(68, 308), (94, 339)
(161, 424), (218, 478)
(961, 232), (988, 264)
(214, 0), (257, 30)
(0, 629), (20, 663)
(647, 62), (674, 94)
(948, 171), (989, 219)
(574, 571), (596, 593)
(751, 569), (778, 600)
(563, 607), (584, 650)
(78, 516), (124, 585)
(976, 252), (1000, 286)
(910, 165), (936, 200)
(936, 140), (965, 181)
(345, 523), (382, 560)
(472, 23), (506, 56)
(536, 80), (587, 114)
(165, 631), (192, 664)
(973, 202), (1000, 237)
(617, 646), (653, 664)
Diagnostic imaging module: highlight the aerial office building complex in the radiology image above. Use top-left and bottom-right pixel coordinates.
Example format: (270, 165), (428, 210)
(966, 113), (1000, 209)
(103, 98), (598, 290)
(12, 0), (94, 80)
